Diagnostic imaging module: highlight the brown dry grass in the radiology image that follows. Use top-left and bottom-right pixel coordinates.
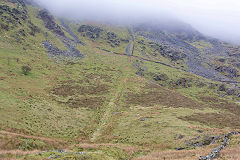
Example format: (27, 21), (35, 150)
(125, 83), (203, 109)
(179, 96), (240, 129)
(217, 146), (240, 160)
(0, 131), (64, 143)
(133, 147), (214, 160)
(0, 150), (40, 155)
(0, 130), (66, 150)
(200, 96), (240, 115)
(52, 84), (110, 96)
(134, 144), (240, 160)
(67, 96), (106, 109)
(52, 84), (76, 96)
(85, 73), (113, 81)
(134, 134), (240, 160)
(72, 143), (149, 154)
(180, 113), (240, 128)
(51, 77), (110, 109)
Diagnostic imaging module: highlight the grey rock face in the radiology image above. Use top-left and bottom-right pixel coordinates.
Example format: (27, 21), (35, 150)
(78, 25), (103, 39)
(107, 32), (121, 47)
(38, 10), (65, 36)
(38, 11), (84, 59)
(215, 65), (239, 78)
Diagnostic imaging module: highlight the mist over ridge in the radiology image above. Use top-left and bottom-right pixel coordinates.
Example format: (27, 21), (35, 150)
(33, 0), (240, 44)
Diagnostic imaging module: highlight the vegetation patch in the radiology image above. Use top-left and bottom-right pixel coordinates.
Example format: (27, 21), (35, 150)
(125, 83), (203, 109)
(67, 96), (106, 109)
(180, 113), (240, 128)
(200, 96), (240, 115)
(52, 84), (110, 97)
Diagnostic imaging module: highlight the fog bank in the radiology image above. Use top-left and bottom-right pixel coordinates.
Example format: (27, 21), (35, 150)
(34, 0), (240, 44)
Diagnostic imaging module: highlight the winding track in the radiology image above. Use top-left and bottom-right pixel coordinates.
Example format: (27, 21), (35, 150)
(126, 29), (135, 56)
(60, 20), (85, 46)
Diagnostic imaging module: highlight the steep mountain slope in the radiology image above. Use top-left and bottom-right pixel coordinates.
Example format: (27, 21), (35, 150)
(0, 0), (240, 160)
(133, 21), (240, 82)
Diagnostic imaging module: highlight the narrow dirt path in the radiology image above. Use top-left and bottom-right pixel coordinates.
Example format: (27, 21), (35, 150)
(0, 150), (41, 156)
(0, 131), (64, 143)
(60, 20), (85, 46)
(90, 66), (130, 142)
(126, 29), (135, 56)
(90, 93), (120, 142)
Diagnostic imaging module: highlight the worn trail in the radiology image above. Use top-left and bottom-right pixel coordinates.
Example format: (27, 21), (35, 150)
(0, 131), (64, 143)
(90, 65), (130, 142)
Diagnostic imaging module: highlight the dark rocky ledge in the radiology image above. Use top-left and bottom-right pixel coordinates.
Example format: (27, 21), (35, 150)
(199, 131), (240, 160)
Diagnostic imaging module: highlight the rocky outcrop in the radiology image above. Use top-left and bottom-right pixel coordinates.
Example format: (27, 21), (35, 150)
(78, 25), (103, 39)
(0, 5), (27, 26)
(42, 41), (83, 58)
(60, 20), (85, 46)
(175, 78), (192, 88)
(38, 10), (65, 36)
(215, 65), (239, 78)
(107, 32), (120, 47)
(175, 134), (221, 151)
(38, 10), (83, 59)
(217, 83), (240, 96)
(199, 131), (240, 160)
(134, 61), (145, 76)
(28, 20), (40, 36)
(186, 135), (220, 148)
(134, 23), (235, 82)
(0, 3), (40, 39)
(153, 73), (169, 81)
(137, 39), (187, 61)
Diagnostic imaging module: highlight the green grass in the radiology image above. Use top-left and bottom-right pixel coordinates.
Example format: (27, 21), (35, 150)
(1, 2), (240, 160)
(111, 106), (219, 148)
(190, 40), (213, 50)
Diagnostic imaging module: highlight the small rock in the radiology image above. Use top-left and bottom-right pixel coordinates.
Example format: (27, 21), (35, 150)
(197, 130), (204, 133)
(177, 134), (184, 139)
(175, 147), (185, 150)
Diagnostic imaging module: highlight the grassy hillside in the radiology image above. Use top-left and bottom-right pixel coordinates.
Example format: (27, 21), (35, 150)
(0, 1), (240, 160)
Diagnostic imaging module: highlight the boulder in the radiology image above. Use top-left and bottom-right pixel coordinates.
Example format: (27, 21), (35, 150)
(153, 73), (169, 81)
(218, 84), (226, 92)
(215, 65), (238, 78)
(175, 78), (192, 88)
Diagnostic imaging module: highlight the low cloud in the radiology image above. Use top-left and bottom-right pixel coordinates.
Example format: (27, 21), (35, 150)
(34, 0), (240, 44)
